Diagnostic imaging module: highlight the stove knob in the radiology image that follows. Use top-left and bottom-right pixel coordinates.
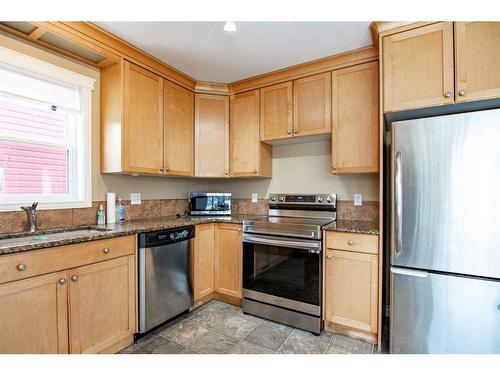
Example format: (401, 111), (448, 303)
(270, 195), (277, 202)
(317, 196), (324, 203)
(326, 196), (333, 203)
(278, 196), (285, 202)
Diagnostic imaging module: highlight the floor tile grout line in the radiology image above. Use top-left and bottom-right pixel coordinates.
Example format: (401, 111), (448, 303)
(275, 327), (296, 354)
(228, 317), (268, 353)
(324, 332), (336, 354)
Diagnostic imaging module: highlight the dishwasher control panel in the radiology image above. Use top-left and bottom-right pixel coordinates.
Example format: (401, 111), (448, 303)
(139, 225), (195, 248)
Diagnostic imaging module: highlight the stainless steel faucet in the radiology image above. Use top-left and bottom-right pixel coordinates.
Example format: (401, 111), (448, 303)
(20, 202), (38, 233)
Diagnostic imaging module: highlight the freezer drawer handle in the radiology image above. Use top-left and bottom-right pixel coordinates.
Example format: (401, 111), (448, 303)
(395, 151), (403, 257)
(391, 266), (428, 278)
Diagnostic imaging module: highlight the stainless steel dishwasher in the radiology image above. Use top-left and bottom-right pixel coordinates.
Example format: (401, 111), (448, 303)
(138, 226), (194, 334)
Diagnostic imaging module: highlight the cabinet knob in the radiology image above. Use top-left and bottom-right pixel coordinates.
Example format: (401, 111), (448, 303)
(59, 278), (66, 285)
(224, 171), (229, 176)
(103, 248), (110, 254)
(17, 264), (26, 272)
(326, 255), (332, 260)
(160, 167), (164, 172)
(287, 130), (292, 134)
(253, 169), (258, 174)
(293, 129), (298, 134)
(458, 89), (466, 96)
(165, 167), (169, 172)
(347, 240), (354, 246)
(71, 275), (79, 282)
(444, 91), (452, 98)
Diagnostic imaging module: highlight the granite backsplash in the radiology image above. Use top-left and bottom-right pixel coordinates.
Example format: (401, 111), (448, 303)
(0, 198), (378, 234)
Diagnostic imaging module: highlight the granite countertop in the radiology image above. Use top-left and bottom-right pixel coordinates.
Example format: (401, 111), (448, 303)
(0, 214), (259, 255)
(0, 215), (379, 256)
(322, 220), (379, 235)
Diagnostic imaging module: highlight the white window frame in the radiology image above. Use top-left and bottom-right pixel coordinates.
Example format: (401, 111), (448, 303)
(0, 46), (95, 212)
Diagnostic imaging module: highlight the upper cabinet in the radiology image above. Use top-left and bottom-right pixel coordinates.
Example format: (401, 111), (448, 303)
(260, 82), (293, 141)
(194, 94), (230, 177)
(382, 21), (500, 112)
(332, 62), (379, 174)
(230, 90), (272, 177)
(164, 80), (194, 176)
(101, 60), (195, 176)
(454, 22), (500, 103)
(382, 22), (454, 112)
(293, 72), (332, 137)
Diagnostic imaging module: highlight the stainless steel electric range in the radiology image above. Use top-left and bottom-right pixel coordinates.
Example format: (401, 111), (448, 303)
(242, 193), (336, 334)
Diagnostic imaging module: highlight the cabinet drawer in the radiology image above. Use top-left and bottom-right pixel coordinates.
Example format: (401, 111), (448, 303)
(0, 235), (135, 285)
(326, 232), (378, 254)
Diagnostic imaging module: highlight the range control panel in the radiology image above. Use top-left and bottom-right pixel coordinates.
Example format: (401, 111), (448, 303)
(268, 193), (336, 206)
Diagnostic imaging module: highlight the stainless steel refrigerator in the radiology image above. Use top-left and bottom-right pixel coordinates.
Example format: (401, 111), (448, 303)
(390, 108), (500, 354)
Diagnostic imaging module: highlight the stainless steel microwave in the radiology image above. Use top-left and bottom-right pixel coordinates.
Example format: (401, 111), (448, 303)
(188, 193), (232, 216)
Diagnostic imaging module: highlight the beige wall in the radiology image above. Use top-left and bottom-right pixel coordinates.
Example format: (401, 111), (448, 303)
(0, 33), (379, 204)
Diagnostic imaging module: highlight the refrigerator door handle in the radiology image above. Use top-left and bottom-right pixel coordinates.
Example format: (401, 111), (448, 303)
(391, 266), (429, 278)
(395, 151), (403, 257)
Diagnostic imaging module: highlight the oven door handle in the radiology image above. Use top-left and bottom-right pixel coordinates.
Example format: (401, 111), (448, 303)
(243, 233), (321, 252)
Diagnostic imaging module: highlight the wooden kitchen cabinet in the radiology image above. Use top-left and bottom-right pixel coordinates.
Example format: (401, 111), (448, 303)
(163, 80), (194, 176)
(68, 255), (135, 354)
(260, 81), (293, 141)
(214, 223), (243, 299)
(194, 94), (230, 177)
(382, 22), (454, 112)
(101, 60), (164, 174)
(230, 90), (272, 177)
(455, 22), (500, 103)
(192, 223), (216, 301)
(0, 271), (69, 354)
(324, 249), (378, 335)
(293, 72), (332, 137)
(332, 62), (379, 174)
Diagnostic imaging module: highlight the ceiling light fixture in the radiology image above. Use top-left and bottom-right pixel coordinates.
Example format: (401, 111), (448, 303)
(224, 21), (237, 32)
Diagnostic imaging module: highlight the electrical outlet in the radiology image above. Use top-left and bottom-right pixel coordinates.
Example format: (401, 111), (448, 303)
(130, 193), (141, 205)
(354, 194), (362, 206)
(251, 193), (258, 203)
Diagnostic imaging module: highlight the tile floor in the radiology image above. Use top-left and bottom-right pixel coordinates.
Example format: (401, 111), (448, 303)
(120, 300), (376, 354)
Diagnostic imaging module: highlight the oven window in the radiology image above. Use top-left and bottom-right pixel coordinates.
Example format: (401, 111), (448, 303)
(243, 242), (321, 306)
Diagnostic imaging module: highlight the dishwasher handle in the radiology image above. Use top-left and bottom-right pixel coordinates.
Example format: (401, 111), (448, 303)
(139, 225), (195, 248)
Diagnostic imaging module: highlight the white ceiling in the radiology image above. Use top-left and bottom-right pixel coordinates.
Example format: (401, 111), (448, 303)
(95, 22), (373, 83)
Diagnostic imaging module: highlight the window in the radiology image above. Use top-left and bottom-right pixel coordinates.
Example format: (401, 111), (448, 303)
(0, 46), (94, 211)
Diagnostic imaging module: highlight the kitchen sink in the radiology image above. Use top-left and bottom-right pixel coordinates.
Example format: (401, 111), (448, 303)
(0, 226), (113, 241)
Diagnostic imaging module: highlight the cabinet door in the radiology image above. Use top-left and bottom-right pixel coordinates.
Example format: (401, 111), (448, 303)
(293, 72), (332, 136)
(69, 256), (135, 354)
(260, 82), (293, 141)
(230, 90), (272, 177)
(324, 250), (378, 333)
(455, 22), (500, 103)
(215, 223), (242, 299)
(123, 61), (164, 173)
(383, 22), (454, 112)
(332, 62), (379, 174)
(195, 94), (229, 177)
(0, 272), (69, 353)
(192, 223), (215, 301)
(164, 80), (194, 176)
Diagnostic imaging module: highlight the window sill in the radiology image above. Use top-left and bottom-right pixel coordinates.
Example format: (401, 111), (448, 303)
(0, 200), (92, 212)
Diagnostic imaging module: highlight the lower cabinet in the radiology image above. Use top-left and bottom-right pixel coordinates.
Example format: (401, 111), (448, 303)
(324, 232), (379, 337)
(192, 223), (242, 302)
(0, 236), (136, 354)
(68, 256), (135, 354)
(0, 271), (69, 354)
(214, 223), (243, 299)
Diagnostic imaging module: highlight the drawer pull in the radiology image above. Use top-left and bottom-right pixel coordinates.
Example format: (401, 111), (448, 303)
(103, 248), (110, 254)
(59, 278), (66, 285)
(347, 240), (354, 246)
(71, 275), (79, 282)
(17, 264), (26, 272)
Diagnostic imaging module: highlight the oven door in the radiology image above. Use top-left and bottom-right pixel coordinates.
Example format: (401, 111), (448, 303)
(242, 233), (322, 316)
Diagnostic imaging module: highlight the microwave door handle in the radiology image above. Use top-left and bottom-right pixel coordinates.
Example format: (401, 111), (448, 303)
(395, 151), (403, 257)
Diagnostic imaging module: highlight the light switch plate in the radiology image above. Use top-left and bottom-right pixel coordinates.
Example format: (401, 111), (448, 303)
(354, 194), (362, 206)
(130, 193), (141, 205)
(251, 193), (258, 203)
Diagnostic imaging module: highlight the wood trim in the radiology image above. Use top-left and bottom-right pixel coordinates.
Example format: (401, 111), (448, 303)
(370, 21), (437, 38)
(27, 26), (47, 41)
(31, 21), (196, 90)
(324, 321), (377, 345)
(229, 46), (378, 94)
(195, 81), (229, 95)
(377, 29), (384, 353)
